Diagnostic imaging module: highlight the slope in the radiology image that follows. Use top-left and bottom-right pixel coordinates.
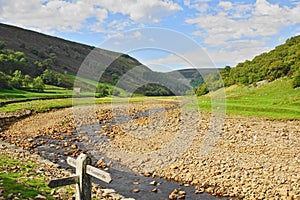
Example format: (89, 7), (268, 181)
(0, 23), (189, 95)
(197, 77), (300, 119)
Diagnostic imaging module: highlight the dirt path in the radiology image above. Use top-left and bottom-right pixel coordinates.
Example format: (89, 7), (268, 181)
(0, 101), (299, 199)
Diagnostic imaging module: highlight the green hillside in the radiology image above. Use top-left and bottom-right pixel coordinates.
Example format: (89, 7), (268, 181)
(228, 35), (300, 85)
(193, 35), (300, 119)
(0, 23), (189, 97)
(197, 77), (300, 119)
(196, 35), (300, 95)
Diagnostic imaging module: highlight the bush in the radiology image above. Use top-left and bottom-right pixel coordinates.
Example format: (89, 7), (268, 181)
(96, 84), (110, 97)
(196, 83), (208, 96)
(32, 76), (45, 92)
(0, 72), (10, 89)
(10, 70), (24, 89)
(41, 69), (61, 86)
(292, 71), (300, 88)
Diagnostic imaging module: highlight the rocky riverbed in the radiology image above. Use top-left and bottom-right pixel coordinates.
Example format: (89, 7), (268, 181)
(0, 100), (299, 199)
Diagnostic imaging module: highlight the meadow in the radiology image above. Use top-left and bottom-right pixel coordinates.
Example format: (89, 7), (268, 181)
(1, 77), (299, 119)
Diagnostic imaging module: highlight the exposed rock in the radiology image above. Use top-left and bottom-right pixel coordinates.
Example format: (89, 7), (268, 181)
(34, 194), (47, 200)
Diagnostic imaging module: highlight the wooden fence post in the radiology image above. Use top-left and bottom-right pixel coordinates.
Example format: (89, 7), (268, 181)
(48, 153), (112, 200)
(76, 154), (91, 200)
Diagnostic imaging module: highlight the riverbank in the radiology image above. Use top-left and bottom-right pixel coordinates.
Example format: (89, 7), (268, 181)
(0, 101), (299, 199)
(0, 140), (136, 200)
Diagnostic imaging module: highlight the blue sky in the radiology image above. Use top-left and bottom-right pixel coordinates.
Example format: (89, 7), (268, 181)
(0, 0), (300, 72)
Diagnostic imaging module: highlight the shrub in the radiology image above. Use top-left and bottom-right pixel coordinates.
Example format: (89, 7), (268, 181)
(196, 83), (208, 96)
(292, 71), (300, 88)
(32, 76), (45, 92)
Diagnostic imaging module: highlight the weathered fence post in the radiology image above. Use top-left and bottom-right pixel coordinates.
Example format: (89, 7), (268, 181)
(76, 154), (91, 200)
(48, 153), (112, 200)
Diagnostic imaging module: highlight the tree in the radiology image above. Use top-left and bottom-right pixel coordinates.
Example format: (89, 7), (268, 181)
(10, 70), (24, 88)
(41, 69), (61, 86)
(96, 84), (110, 97)
(0, 41), (6, 50)
(0, 72), (10, 89)
(23, 74), (33, 88)
(292, 71), (300, 88)
(196, 83), (208, 96)
(32, 76), (45, 92)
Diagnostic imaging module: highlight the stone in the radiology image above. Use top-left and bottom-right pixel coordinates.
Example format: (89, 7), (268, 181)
(170, 164), (178, 169)
(34, 194), (47, 200)
(150, 181), (157, 186)
(152, 188), (158, 193)
(172, 188), (178, 194)
(168, 193), (177, 199)
(132, 189), (140, 193)
(192, 179), (199, 185)
(144, 172), (152, 177)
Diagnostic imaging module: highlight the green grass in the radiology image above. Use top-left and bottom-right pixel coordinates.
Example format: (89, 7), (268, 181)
(1, 78), (299, 119)
(0, 97), (144, 113)
(0, 87), (74, 102)
(64, 74), (99, 86)
(0, 155), (60, 199)
(65, 74), (128, 97)
(197, 78), (300, 119)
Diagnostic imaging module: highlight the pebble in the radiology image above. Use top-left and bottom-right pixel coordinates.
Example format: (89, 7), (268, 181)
(179, 190), (186, 195)
(132, 189), (140, 193)
(34, 194), (47, 200)
(150, 181), (157, 186)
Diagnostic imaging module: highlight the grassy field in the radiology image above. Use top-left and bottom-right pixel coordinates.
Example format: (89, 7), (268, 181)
(0, 86), (73, 102)
(197, 77), (300, 119)
(0, 77), (299, 119)
(0, 155), (73, 199)
(65, 74), (128, 97)
(0, 97), (143, 113)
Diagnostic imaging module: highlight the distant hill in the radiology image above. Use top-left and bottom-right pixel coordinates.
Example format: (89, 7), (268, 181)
(0, 23), (190, 95)
(224, 35), (300, 86)
(196, 35), (300, 95)
(167, 68), (221, 88)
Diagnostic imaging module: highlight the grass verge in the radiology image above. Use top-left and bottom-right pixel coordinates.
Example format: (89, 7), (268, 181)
(0, 155), (56, 199)
(0, 97), (144, 113)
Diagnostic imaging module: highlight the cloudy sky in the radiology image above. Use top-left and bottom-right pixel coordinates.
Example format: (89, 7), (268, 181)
(0, 0), (300, 71)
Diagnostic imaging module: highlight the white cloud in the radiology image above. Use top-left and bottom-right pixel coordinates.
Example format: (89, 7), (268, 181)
(144, 40), (272, 69)
(91, 0), (182, 23)
(134, 31), (142, 39)
(0, 0), (107, 32)
(186, 0), (300, 48)
(0, 0), (182, 33)
(218, 1), (233, 10)
(184, 0), (209, 12)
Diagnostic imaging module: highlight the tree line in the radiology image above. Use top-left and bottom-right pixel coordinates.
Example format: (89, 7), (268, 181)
(0, 40), (72, 91)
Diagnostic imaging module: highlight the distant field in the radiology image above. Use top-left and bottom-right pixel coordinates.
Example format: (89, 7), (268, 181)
(0, 86), (73, 102)
(1, 77), (299, 119)
(197, 77), (300, 119)
(64, 74), (128, 96)
(0, 97), (145, 113)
